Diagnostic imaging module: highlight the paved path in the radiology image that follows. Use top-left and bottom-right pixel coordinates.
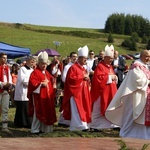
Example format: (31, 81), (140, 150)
(0, 137), (150, 150)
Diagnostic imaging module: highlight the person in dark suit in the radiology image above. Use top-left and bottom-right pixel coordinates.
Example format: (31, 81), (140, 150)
(112, 50), (126, 88)
(92, 50), (105, 71)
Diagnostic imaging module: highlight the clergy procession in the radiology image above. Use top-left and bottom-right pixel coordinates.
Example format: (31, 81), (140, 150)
(0, 44), (150, 140)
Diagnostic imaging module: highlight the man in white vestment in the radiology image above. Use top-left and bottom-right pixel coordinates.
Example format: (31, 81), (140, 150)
(86, 50), (95, 80)
(61, 52), (78, 83)
(105, 49), (150, 139)
(14, 56), (36, 128)
(58, 52), (78, 127)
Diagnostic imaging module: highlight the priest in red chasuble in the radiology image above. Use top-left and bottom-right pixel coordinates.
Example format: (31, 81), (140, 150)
(90, 45), (118, 131)
(63, 45), (92, 131)
(28, 51), (57, 134)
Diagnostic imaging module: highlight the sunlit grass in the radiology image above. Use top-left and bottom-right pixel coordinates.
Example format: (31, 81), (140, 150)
(0, 106), (120, 138)
(0, 22), (145, 60)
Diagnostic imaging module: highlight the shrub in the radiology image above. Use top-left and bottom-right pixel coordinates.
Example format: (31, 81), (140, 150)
(107, 33), (114, 43)
(131, 32), (139, 42)
(121, 38), (132, 47)
(141, 35), (149, 44)
(121, 37), (137, 51)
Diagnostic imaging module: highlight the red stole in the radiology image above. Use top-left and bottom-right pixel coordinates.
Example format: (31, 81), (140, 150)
(0, 65), (9, 93)
(145, 87), (150, 126)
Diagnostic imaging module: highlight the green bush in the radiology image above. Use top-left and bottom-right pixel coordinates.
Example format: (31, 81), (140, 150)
(131, 32), (139, 42)
(121, 37), (137, 51)
(107, 33), (114, 43)
(141, 35), (149, 44)
(129, 40), (137, 51)
(121, 38), (132, 47)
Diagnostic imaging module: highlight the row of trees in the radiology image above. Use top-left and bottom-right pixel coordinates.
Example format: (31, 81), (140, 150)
(107, 31), (150, 51)
(104, 13), (150, 38)
(105, 13), (150, 51)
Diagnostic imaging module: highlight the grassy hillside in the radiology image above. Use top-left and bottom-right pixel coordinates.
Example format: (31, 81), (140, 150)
(0, 22), (146, 60)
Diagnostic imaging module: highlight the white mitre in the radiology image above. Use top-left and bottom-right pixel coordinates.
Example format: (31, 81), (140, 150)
(104, 45), (114, 58)
(78, 45), (89, 57)
(38, 51), (48, 63)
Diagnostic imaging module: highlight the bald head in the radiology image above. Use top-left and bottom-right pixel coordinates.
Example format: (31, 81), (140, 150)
(140, 50), (149, 57)
(140, 50), (150, 64)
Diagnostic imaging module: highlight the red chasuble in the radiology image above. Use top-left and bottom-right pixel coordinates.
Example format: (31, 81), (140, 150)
(62, 62), (91, 123)
(27, 67), (57, 125)
(91, 61), (117, 115)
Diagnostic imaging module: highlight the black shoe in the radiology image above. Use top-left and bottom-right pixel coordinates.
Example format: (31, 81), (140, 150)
(90, 128), (101, 132)
(58, 123), (69, 128)
(82, 129), (89, 132)
(113, 127), (120, 131)
(23, 125), (31, 129)
(32, 131), (44, 135)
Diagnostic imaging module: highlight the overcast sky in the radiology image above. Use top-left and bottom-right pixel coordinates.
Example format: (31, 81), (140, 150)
(0, 0), (149, 29)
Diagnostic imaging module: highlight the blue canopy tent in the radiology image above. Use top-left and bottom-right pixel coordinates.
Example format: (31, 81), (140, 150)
(0, 42), (31, 59)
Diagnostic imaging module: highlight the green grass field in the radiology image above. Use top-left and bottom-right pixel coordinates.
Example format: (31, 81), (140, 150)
(0, 106), (120, 138)
(0, 22), (145, 61)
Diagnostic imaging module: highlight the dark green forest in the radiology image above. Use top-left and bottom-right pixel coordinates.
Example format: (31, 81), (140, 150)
(105, 13), (150, 38)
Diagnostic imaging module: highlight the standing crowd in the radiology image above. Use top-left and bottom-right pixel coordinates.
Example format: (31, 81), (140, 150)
(0, 44), (150, 139)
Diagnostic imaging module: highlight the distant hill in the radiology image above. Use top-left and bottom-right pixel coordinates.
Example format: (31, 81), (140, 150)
(0, 22), (146, 58)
